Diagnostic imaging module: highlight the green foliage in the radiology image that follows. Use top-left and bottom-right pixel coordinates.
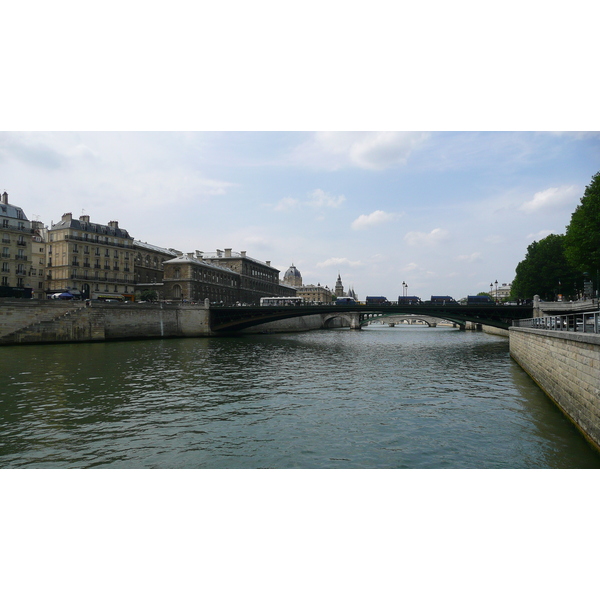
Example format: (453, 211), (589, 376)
(512, 234), (581, 300)
(140, 289), (158, 302)
(564, 170), (600, 277)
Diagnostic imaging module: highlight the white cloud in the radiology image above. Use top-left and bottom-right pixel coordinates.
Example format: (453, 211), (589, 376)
(306, 188), (346, 208)
(404, 228), (450, 246)
(272, 189), (345, 212)
(273, 196), (299, 211)
(526, 229), (555, 240)
(316, 257), (363, 268)
(457, 252), (482, 263)
(292, 132), (430, 170)
(519, 185), (579, 213)
(351, 210), (402, 230)
(484, 235), (504, 244)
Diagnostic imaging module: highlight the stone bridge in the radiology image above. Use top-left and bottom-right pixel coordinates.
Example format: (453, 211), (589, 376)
(210, 303), (532, 333)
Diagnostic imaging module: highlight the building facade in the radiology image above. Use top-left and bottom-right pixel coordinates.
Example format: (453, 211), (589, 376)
(30, 221), (48, 300)
(46, 213), (135, 300)
(199, 249), (294, 304)
(282, 264), (302, 287)
(163, 253), (241, 304)
(0, 192), (33, 297)
(295, 284), (333, 304)
(133, 240), (179, 300)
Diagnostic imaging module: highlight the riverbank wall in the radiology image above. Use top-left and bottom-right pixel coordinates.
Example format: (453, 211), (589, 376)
(0, 300), (213, 344)
(0, 300), (344, 344)
(509, 327), (600, 450)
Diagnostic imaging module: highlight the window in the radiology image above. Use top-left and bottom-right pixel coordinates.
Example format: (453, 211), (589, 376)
(2, 219), (8, 228)
(1, 276), (7, 286)
(2, 263), (9, 273)
(2, 248), (8, 258)
(17, 277), (24, 287)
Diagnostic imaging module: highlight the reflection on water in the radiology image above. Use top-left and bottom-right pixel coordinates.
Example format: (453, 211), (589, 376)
(1, 325), (598, 468)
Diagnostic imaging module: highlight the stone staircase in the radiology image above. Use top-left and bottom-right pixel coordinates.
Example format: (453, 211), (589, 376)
(0, 305), (106, 344)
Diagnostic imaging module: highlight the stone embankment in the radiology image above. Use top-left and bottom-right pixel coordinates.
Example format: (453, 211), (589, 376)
(0, 300), (343, 344)
(0, 300), (212, 344)
(509, 326), (600, 450)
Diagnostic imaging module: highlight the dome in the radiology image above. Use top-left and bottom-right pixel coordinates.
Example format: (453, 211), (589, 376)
(285, 264), (302, 279)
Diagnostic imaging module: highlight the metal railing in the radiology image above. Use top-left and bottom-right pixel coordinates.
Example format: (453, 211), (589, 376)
(513, 311), (599, 334)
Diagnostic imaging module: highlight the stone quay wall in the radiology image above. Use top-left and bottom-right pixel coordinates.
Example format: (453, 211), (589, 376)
(509, 327), (600, 450)
(0, 301), (213, 344)
(0, 300), (343, 344)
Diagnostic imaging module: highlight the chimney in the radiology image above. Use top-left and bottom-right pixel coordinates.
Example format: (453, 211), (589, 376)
(266, 261), (271, 266)
(240, 251), (246, 257)
(62, 212), (73, 221)
(224, 248), (232, 258)
(187, 252), (195, 259)
(80, 215), (90, 223)
(216, 249), (223, 257)
(1, 191), (8, 205)
(108, 220), (119, 228)
(195, 250), (203, 259)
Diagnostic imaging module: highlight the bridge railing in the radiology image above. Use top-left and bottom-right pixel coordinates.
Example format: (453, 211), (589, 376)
(513, 311), (600, 334)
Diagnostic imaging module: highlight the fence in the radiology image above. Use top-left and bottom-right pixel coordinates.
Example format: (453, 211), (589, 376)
(513, 311), (600, 334)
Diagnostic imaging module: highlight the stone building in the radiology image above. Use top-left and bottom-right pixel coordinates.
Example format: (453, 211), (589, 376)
(283, 264), (302, 287)
(200, 249), (294, 304)
(133, 240), (179, 300)
(163, 253), (241, 304)
(163, 249), (296, 305)
(295, 284), (333, 304)
(30, 221), (48, 300)
(46, 213), (135, 300)
(0, 192), (33, 298)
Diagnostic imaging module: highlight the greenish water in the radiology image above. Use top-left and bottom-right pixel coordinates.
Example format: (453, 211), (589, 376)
(1, 325), (598, 468)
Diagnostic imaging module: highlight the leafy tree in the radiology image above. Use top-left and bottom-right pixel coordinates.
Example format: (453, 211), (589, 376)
(564, 170), (600, 283)
(140, 289), (158, 302)
(512, 234), (581, 301)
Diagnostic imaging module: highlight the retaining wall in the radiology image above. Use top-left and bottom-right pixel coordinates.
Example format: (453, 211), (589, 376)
(509, 327), (600, 450)
(0, 301), (213, 344)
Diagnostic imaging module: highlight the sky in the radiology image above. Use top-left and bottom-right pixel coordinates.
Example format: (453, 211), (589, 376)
(1, 131), (599, 300)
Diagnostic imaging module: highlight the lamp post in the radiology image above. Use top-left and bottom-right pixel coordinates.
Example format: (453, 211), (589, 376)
(490, 282), (493, 297)
(495, 280), (498, 303)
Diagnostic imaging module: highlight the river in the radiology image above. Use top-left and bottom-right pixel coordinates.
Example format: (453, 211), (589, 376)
(1, 324), (598, 468)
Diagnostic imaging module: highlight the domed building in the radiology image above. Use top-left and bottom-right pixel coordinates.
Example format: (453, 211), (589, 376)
(283, 264), (302, 287)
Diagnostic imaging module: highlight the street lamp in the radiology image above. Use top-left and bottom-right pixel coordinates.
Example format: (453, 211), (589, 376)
(490, 282), (493, 296)
(495, 280), (498, 303)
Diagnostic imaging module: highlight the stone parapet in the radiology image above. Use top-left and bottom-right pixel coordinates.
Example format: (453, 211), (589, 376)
(509, 327), (600, 450)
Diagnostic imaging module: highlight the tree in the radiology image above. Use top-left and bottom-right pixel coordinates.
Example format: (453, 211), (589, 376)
(564, 170), (600, 285)
(512, 234), (581, 301)
(140, 289), (158, 302)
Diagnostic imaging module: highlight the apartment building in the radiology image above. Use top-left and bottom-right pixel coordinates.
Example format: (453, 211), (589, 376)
(0, 192), (33, 297)
(46, 213), (135, 300)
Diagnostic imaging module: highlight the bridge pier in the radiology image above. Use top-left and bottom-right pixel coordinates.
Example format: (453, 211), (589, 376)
(349, 312), (362, 330)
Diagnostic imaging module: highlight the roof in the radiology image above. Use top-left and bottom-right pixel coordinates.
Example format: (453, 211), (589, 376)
(51, 217), (132, 239)
(163, 254), (238, 275)
(0, 202), (29, 222)
(133, 240), (179, 256)
(284, 264), (302, 278)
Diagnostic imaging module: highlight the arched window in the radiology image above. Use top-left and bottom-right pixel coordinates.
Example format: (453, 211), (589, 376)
(172, 284), (182, 299)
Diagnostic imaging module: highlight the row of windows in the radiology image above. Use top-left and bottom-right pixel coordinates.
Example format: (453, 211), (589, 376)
(1, 276), (25, 287)
(1, 235), (27, 244)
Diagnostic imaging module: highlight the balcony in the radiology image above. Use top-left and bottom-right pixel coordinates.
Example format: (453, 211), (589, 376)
(17, 240), (27, 246)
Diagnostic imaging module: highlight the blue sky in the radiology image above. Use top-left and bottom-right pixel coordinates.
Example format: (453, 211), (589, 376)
(1, 131), (598, 300)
